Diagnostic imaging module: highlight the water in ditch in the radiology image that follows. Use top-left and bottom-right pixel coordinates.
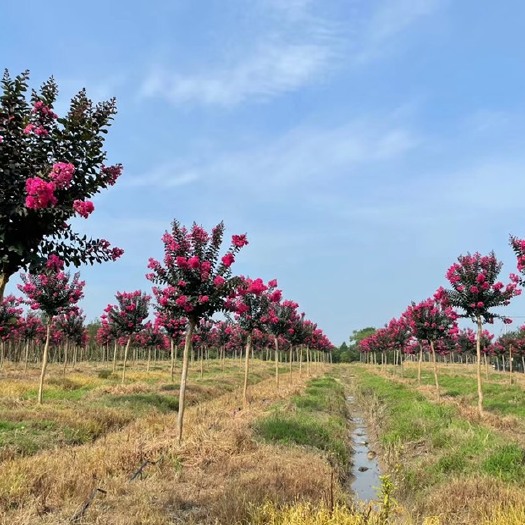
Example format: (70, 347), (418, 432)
(346, 394), (382, 501)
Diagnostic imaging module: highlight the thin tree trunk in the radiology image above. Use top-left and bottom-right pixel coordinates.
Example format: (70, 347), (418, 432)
(289, 348), (293, 384)
(199, 347), (204, 379)
(112, 340), (118, 373)
(38, 321), (52, 405)
(63, 340), (69, 376)
(484, 354), (489, 380)
(177, 319), (196, 444)
(24, 340), (30, 371)
(147, 347), (151, 372)
(476, 316), (484, 416)
(509, 345), (513, 385)
(418, 345), (423, 385)
(306, 347), (311, 376)
(121, 336), (132, 385)
(0, 272), (8, 302)
(170, 337), (175, 381)
(243, 334), (252, 409)
(274, 337), (279, 388)
(430, 340), (440, 400)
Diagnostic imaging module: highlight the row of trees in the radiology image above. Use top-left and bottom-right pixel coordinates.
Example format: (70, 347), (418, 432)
(357, 248), (525, 416)
(1, 69), (333, 443)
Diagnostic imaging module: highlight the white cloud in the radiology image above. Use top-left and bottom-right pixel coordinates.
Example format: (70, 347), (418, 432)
(134, 117), (419, 193)
(355, 0), (444, 63)
(139, 0), (341, 107)
(124, 163), (200, 188)
(141, 42), (333, 106)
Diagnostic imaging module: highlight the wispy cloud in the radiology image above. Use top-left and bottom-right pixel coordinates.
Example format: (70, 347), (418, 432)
(141, 42), (333, 106)
(355, 0), (444, 63)
(133, 116), (420, 195)
(124, 163), (200, 188)
(139, 0), (341, 107)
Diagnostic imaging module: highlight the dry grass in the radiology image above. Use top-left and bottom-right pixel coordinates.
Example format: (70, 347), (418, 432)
(0, 363), (340, 524)
(417, 476), (525, 525)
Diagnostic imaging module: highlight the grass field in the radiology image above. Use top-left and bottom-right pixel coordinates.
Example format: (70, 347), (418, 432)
(336, 363), (525, 524)
(2, 359), (525, 524)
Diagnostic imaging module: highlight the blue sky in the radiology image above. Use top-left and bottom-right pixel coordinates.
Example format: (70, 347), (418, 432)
(4, 0), (525, 344)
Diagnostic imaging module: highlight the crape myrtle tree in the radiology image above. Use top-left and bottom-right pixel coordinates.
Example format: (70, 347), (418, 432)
(0, 70), (124, 299)
(96, 314), (120, 372)
(53, 306), (86, 373)
(227, 277), (279, 407)
(386, 317), (412, 367)
(154, 312), (187, 381)
(267, 298), (299, 388)
(0, 294), (23, 365)
(443, 251), (520, 415)
(19, 312), (45, 370)
(147, 220), (248, 443)
(134, 321), (169, 372)
(103, 290), (150, 384)
(402, 295), (458, 396)
(18, 255), (84, 404)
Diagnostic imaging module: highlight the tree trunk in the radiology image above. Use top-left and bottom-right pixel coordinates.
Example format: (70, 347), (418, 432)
(177, 319), (196, 444)
(170, 337), (176, 381)
(306, 347), (311, 376)
(63, 340), (69, 376)
(38, 322), (52, 405)
(430, 340), (440, 399)
(0, 272), (8, 302)
(112, 340), (118, 373)
(147, 348), (151, 372)
(476, 316), (484, 416)
(418, 345), (423, 385)
(121, 336), (132, 385)
(274, 337), (279, 388)
(509, 345), (513, 385)
(484, 354), (489, 380)
(243, 333), (252, 409)
(24, 340), (30, 371)
(288, 348), (293, 384)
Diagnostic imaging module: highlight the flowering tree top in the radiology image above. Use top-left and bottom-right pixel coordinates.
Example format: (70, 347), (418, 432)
(402, 296), (458, 343)
(0, 70), (124, 292)
(18, 255), (85, 319)
(147, 220), (248, 324)
(444, 251), (520, 323)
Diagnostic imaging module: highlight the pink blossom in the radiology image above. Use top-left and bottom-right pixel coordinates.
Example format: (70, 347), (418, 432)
(188, 256), (200, 269)
(49, 162), (75, 189)
(247, 278), (267, 295)
(222, 253), (235, 268)
(25, 177), (57, 209)
(46, 255), (64, 271)
(213, 275), (226, 287)
(111, 247), (124, 260)
(73, 200), (95, 218)
(198, 295), (209, 304)
(101, 164), (123, 186)
(23, 123), (36, 134)
(232, 234), (249, 248)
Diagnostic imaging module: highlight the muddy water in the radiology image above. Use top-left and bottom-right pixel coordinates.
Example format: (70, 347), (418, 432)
(346, 395), (382, 501)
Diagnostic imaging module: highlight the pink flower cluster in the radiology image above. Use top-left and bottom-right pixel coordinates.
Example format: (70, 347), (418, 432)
(73, 199), (95, 218)
(25, 177), (57, 209)
(49, 162), (75, 189)
(17, 256), (85, 317)
(101, 164), (123, 186)
(32, 101), (58, 119)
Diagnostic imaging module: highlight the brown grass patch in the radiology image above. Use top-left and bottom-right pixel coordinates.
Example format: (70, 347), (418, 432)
(0, 366), (339, 524)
